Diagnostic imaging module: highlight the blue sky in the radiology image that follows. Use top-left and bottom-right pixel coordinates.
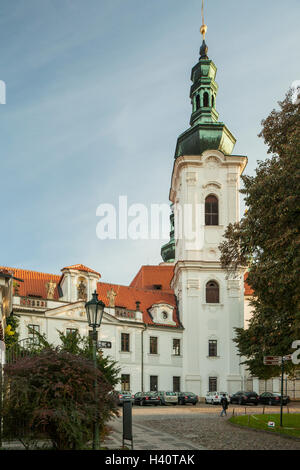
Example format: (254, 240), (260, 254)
(0, 0), (299, 285)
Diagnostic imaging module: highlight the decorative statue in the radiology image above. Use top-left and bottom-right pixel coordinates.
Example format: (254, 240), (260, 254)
(107, 288), (117, 308)
(77, 280), (87, 301)
(46, 280), (56, 299)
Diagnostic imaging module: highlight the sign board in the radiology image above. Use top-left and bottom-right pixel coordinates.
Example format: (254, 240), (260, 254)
(283, 354), (292, 361)
(97, 341), (112, 349)
(268, 421), (275, 428)
(263, 356), (281, 365)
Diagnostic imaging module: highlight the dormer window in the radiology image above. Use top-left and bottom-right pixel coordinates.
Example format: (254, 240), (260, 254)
(153, 284), (162, 290)
(162, 311), (168, 320)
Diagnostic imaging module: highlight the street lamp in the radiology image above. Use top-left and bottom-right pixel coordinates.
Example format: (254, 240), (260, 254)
(85, 290), (105, 450)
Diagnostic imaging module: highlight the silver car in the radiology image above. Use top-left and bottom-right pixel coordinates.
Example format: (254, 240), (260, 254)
(158, 391), (178, 405)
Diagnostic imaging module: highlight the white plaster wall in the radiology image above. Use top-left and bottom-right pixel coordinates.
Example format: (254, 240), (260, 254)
(16, 309), (183, 394)
(171, 150), (247, 396)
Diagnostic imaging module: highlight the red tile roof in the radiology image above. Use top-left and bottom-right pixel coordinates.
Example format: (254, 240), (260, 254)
(0, 265), (253, 325)
(244, 272), (254, 296)
(0, 267), (61, 300)
(130, 265), (175, 293)
(97, 281), (179, 326)
(61, 264), (101, 276)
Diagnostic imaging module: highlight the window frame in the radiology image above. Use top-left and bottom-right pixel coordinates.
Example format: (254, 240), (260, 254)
(121, 374), (130, 392)
(121, 332), (130, 352)
(66, 328), (78, 336)
(150, 375), (158, 392)
(208, 339), (218, 357)
(209, 377), (218, 392)
(206, 280), (220, 304)
(173, 376), (181, 393)
(205, 194), (219, 226)
(172, 338), (181, 356)
(28, 324), (40, 340)
(149, 336), (158, 355)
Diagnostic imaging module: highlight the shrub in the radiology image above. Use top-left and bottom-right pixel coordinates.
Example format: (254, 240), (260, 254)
(2, 348), (118, 449)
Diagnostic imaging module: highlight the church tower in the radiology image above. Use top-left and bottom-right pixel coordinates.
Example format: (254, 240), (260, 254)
(164, 10), (247, 396)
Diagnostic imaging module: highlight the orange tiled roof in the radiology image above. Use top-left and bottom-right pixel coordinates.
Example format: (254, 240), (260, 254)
(61, 264), (101, 277)
(97, 281), (179, 327)
(130, 265), (174, 293)
(244, 272), (254, 296)
(0, 267), (61, 300)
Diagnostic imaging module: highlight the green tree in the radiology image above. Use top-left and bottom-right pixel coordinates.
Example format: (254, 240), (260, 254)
(4, 314), (20, 349)
(219, 90), (300, 379)
(57, 329), (120, 388)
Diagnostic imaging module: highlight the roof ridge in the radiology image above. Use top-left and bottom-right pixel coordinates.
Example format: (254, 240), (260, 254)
(98, 281), (174, 294)
(0, 266), (60, 278)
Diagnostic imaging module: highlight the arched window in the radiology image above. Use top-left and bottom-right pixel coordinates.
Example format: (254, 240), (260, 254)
(205, 195), (219, 225)
(206, 281), (219, 303)
(212, 95), (215, 108)
(196, 94), (200, 110)
(203, 92), (209, 107)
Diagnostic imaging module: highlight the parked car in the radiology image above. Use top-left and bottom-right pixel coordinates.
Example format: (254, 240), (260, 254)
(259, 392), (290, 406)
(157, 391), (178, 405)
(230, 391), (259, 405)
(116, 391), (134, 406)
(134, 392), (160, 406)
(177, 392), (198, 405)
(205, 391), (229, 405)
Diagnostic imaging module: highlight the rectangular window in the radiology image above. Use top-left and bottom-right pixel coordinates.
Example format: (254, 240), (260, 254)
(209, 377), (217, 392)
(121, 333), (130, 352)
(173, 376), (181, 393)
(28, 324), (40, 340)
(150, 337), (158, 355)
(66, 328), (78, 336)
(208, 340), (218, 357)
(121, 374), (130, 392)
(150, 375), (158, 392)
(173, 338), (181, 356)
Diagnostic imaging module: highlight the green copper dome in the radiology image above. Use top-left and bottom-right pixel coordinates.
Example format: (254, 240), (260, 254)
(174, 43), (236, 158)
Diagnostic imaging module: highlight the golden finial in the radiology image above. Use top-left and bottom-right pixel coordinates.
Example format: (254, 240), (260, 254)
(200, 0), (207, 40)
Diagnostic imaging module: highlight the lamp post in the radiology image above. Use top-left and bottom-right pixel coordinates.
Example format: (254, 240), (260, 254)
(85, 290), (105, 450)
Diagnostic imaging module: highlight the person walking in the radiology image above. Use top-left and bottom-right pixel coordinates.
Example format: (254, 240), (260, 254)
(220, 394), (229, 417)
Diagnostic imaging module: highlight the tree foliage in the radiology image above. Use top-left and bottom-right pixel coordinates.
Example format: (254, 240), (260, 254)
(4, 314), (19, 349)
(219, 90), (300, 378)
(2, 330), (120, 449)
(2, 349), (117, 449)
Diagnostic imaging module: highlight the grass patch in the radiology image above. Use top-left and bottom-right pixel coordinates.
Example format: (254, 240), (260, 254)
(229, 413), (300, 438)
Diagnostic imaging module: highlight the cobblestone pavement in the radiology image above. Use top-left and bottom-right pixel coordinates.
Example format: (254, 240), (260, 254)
(104, 403), (300, 451)
(132, 404), (300, 451)
(104, 416), (205, 450)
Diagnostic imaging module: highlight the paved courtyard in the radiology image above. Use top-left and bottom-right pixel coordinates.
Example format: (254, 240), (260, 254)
(104, 403), (300, 451)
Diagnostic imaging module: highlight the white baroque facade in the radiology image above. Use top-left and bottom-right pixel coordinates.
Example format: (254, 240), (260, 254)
(170, 150), (247, 396)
